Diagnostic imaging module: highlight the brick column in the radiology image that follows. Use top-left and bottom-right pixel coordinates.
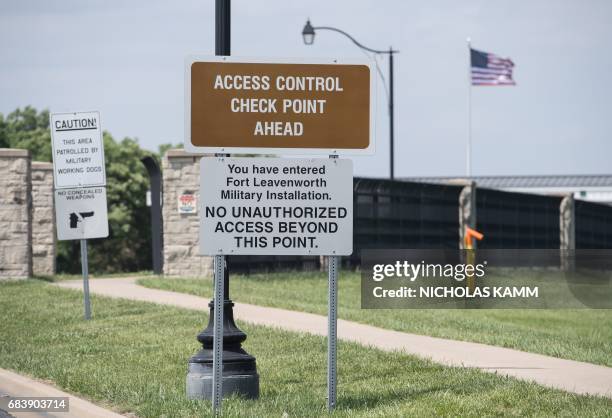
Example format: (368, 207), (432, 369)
(31, 162), (56, 276)
(0, 149), (32, 279)
(162, 149), (213, 277)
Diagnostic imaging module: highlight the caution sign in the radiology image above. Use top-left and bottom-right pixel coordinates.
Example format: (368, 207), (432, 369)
(199, 157), (353, 255)
(185, 57), (375, 155)
(50, 111), (106, 189)
(54, 187), (109, 240)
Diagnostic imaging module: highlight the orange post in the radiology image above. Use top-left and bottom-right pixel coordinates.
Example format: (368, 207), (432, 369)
(464, 226), (484, 250)
(465, 227), (484, 291)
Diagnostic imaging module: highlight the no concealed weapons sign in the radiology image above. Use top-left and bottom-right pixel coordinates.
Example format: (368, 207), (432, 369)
(199, 157), (353, 255)
(54, 187), (109, 240)
(185, 57), (375, 155)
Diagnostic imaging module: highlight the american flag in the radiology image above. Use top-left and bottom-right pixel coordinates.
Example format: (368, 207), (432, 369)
(470, 48), (516, 86)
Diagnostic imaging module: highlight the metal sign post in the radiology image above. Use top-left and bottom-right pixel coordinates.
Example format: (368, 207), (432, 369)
(327, 254), (339, 410)
(212, 255), (225, 413)
(187, 23), (366, 405)
(196, 155), (352, 408)
(80, 239), (91, 320)
(212, 2), (228, 410)
(50, 110), (108, 321)
(327, 152), (339, 410)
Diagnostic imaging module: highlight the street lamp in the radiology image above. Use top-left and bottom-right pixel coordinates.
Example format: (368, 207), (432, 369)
(302, 20), (315, 45)
(302, 19), (398, 179)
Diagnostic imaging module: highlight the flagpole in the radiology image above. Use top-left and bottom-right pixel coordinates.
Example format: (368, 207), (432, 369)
(467, 37), (472, 178)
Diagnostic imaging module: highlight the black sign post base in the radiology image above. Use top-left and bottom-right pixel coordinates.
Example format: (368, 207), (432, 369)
(186, 264), (259, 400)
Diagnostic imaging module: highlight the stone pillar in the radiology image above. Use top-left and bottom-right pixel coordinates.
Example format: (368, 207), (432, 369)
(162, 149), (213, 277)
(0, 149), (32, 279)
(319, 256), (329, 272)
(31, 162), (56, 276)
(560, 194), (575, 251)
(560, 194), (575, 272)
(459, 181), (477, 249)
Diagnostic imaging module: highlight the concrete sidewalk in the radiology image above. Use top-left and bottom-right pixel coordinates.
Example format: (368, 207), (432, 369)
(0, 368), (125, 418)
(55, 278), (612, 399)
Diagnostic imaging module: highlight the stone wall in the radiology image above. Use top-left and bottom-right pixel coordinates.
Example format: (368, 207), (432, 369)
(31, 162), (56, 276)
(162, 149), (213, 277)
(0, 149), (32, 279)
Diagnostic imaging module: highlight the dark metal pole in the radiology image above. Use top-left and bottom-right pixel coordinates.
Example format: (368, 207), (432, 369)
(141, 156), (163, 275)
(215, 0), (230, 56)
(215, 0), (231, 301)
(389, 48), (395, 180)
(186, 0), (259, 401)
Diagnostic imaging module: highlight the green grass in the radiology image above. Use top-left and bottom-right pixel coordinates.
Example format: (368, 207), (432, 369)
(1, 280), (611, 417)
(139, 271), (612, 367)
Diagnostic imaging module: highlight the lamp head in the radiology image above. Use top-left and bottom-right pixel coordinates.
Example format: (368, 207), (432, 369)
(302, 19), (315, 45)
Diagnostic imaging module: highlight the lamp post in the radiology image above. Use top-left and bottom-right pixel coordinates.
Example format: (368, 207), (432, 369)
(302, 20), (398, 180)
(186, 0), (259, 403)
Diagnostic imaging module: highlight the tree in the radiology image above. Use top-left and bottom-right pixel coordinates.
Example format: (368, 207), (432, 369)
(1, 106), (154, 274)
(58, 133), (152, 274)
(1, 106), (52, 161)
(157, 142), (180, 159)
(0, 114), (8, 148)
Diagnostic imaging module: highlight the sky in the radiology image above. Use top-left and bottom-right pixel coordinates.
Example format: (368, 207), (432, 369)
(1, 0), (611, 178)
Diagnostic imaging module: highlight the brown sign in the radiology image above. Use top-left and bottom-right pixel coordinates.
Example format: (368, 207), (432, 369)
(185, 58), (373, 153)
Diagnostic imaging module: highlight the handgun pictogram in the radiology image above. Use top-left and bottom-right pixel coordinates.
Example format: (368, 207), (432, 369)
(69, 211), (94, 228)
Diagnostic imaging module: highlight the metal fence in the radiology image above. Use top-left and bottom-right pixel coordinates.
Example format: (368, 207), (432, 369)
(576, 200), (612, 248)
(231, 177), (463, 272)
(351, 178), (462, 263)
(476, 188), (562, 249)
(228, 179), (612, 273)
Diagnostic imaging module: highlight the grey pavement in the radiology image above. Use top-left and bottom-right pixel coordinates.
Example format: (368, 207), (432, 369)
(0, 368), (125, 418)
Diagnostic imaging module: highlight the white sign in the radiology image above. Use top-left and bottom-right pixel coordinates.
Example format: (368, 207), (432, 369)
(55, 187), (109, 240)
(178, 194), (197, 214)
(50, 111), (106, 189)
(199, 157), (353, 256)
